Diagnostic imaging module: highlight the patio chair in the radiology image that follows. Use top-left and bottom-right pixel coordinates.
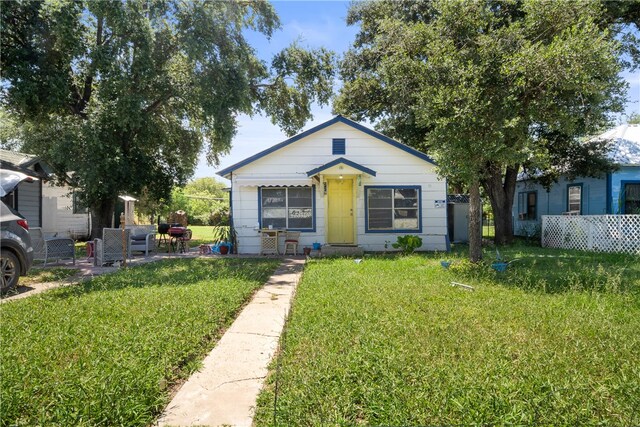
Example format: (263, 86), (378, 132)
(127, 225), (156, 257)
(30, 227), (76, 266)
(94, 228), (131, 266)
(283, 231), (300, 255)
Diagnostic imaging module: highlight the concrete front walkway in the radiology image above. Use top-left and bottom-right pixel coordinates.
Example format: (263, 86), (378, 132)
(157, 257), (305, 427)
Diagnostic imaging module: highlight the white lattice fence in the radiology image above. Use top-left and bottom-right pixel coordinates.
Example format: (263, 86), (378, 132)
(542, 215), (640, 254)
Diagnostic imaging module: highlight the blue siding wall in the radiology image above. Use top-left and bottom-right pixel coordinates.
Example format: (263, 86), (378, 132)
(610, 166), (640, 214)
(512, 176), (607, 236)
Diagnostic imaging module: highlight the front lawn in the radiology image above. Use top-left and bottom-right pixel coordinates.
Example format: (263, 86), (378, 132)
(255, 246), (640, 425)
(0, 257), (280, 426)
(20, 266), (79, 286)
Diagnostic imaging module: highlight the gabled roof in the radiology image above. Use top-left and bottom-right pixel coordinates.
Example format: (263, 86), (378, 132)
(306, 157), (377, 177)
(216, 115), (435, 178)
(0, 149), (51, 178)
(0, 148), (40, 168)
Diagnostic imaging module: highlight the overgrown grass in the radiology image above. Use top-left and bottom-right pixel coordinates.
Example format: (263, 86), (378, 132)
(255, 247), (640, 425)
(1, 257), (280, 426)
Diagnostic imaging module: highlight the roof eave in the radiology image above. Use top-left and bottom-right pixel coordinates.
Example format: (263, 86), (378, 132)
(216, 115), (436, 176)
(306, 157), (377, 177)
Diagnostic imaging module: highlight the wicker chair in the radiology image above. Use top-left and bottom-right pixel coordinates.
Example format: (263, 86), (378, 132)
(94, 228), (131, 266)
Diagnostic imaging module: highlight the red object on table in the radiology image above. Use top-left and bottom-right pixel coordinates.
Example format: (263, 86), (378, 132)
(168, 226), (186, 237)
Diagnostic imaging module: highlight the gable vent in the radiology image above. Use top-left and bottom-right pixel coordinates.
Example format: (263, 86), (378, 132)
(332, 138), (346, 155)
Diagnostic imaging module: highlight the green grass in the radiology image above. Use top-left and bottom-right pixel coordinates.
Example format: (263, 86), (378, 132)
(255, 245), (640, 425)
(188, 225), (216, 247)
(0, 257), (280, 426)
(21, 266), (79, 286)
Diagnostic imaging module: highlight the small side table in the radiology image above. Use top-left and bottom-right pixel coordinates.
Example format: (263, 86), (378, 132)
(260, 229), (279, 255)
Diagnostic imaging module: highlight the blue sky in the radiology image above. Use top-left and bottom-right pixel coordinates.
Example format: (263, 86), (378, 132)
(198, 0), (640, 180)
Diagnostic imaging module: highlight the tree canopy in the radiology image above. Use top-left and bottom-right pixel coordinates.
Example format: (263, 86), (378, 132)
(1, 0), (335, 237)
(335, 0), (629, 256)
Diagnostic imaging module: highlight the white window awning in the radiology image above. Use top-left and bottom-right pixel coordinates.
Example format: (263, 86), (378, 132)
(234, 177), (313, 187)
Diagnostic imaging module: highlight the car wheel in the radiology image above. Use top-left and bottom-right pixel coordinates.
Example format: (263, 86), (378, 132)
(1, 249), (21, 293)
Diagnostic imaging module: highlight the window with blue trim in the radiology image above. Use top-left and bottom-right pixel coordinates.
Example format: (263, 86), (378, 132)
(567, 184), (582, 214)
(260, 187), (314, 230)
(623, 183), (640, 214)
(366, 187), (420, 231)
(518, 191), (537, 220)
(332, 138), (346, 155)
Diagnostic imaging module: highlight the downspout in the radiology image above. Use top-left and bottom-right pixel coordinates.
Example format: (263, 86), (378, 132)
(444, 177), (451, 252)
(606, 172), (612, 214)
(38, 179), (43, 228)
(229, 171), (234, 253)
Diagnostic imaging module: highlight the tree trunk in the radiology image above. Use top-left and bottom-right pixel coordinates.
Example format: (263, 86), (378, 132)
(468, 179), (483, 263)
(481, 164), (519, 245)
(90, 198), (116, 240)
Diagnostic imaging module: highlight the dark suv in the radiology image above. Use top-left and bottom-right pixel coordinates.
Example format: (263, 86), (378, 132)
(1, 170), (34, 293)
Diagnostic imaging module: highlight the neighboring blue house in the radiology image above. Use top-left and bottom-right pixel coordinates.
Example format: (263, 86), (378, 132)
(513, 124), (640, 236)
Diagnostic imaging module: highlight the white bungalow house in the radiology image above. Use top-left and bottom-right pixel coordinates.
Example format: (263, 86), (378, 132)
(216, 116), (448, 254)
(0, 149), (91, 239)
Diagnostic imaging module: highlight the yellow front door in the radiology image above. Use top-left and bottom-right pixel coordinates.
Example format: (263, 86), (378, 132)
(327, 178), (354, 244)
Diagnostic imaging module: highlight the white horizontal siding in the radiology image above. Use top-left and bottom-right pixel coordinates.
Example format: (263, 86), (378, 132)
(41, 183), (90, 238)
(17, 181), (40, 227)
(230, 121), (447, 253)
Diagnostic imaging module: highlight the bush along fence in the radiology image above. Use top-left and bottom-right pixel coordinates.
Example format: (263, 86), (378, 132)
(542, 215), (640, 254)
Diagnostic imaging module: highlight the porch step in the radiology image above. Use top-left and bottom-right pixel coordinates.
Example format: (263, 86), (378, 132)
(318, 245), (364, 257)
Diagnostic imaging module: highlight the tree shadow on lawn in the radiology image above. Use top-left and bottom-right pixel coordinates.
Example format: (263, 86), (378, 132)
(47, 257), (277, 300)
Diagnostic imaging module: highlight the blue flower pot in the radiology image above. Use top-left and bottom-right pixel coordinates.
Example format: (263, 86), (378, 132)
(312, 243), (321, 250)
(491, 262), (509, 272)
(441, 261), (451, 269)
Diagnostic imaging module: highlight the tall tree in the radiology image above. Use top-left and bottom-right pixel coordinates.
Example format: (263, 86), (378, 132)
(335, 0), (628, 255)
(1, 0), (335, 238)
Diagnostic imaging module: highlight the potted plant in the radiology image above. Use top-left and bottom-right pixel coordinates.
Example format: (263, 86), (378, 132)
(211, 226), (237, 255)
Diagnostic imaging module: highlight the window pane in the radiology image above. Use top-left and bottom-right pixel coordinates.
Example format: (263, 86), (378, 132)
(263, 217), (286, 229)
(394, 208), (418, 230)
(262, 208), (286, 219)
(527, 193), (537, 220)
(625, 184), (640, 214)
(261, 189), (286, 207)
(518, 193), (525, 214)
(395, 208), (417, 219)
(288, 187), (312, 207)
(394, 217), (419, 230)
(394, 188), (418, 208)
(368, 189), (392, 208)
(289, 207), (313, 228)
(369, 209), (393, 229)
(625, 184), (640, 201)
(568, 186), (581, 212)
